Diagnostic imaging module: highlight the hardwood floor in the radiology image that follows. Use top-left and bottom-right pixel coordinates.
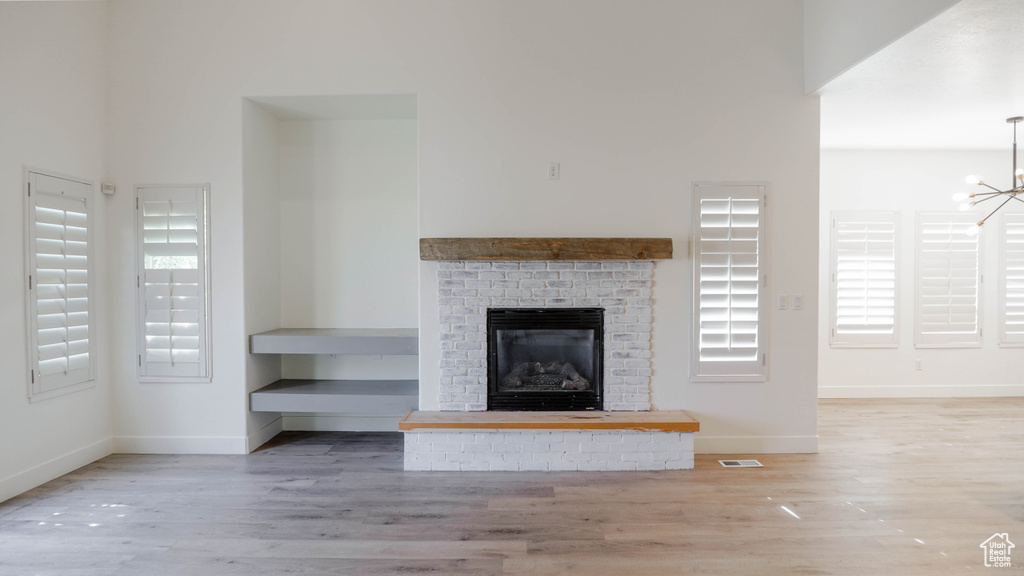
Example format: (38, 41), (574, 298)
(1, 398), (1021, 575)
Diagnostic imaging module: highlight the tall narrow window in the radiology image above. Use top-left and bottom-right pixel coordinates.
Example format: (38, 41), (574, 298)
(1000, 213), (1024, 346)
(915, 213), (982, 347)
(136, 185), (211, 381)
(25, 170), (95, 401)
(830, 211), (899, 347)
(691, 183), (768, 382)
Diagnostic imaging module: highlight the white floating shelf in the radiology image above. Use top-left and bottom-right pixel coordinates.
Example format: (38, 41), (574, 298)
(249, 328), (418, 355)
(250, 379), (419, 414)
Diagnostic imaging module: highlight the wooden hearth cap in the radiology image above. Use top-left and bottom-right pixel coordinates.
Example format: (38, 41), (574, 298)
(399, 410), (699, 432)
(419, 238), (672, 261)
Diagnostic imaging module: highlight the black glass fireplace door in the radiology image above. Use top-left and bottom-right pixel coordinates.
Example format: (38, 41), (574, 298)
(487, 308), (603, 411)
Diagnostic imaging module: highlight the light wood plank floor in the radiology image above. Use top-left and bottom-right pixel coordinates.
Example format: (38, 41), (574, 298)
(1, 398), (1021, 575)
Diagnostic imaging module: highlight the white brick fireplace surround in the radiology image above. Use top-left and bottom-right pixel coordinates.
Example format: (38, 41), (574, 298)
(408, 238), (696, 472)
(437, 260), (654, 412)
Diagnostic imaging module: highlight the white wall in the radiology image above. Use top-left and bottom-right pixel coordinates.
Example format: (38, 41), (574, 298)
(98, 0), (819, 455)
(410, 1), (821, 453)
(242, 99), (283, 449)
(278, 119), (418, 331)
(804, 0), (959, 93)
(819, 149), (1024, 397)
(0, 1), (113, 501)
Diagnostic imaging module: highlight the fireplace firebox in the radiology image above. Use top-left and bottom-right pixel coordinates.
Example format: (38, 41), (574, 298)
(487, 308), (603, 411)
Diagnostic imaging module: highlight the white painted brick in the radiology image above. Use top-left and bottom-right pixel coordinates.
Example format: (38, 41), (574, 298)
(462, 442), (494, 453)
(431, 461), (461, 471)
(547, 460), (579, 471)
(459, 461), (492, 471)
(620, 451), (653, 462)
(439, 261), (465, 269)
(519, 461), (550, 471)
(605, 461), (638, 471)
(636, 460), (667, 471)
(576, 461), (611, 471)
(446, 451), (481, 463)
(492, 443), (522, 454)
(530, 451), (567, 464)
(487, 459), (520, 469)
(521, 441), (553, 453)
(494, 262), (519, 270)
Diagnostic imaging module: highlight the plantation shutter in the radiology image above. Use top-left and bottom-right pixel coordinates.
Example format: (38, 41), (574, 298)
(26, 171), (94, 397)
(691, 183), (767, 382)
(830, 212), (899, 347)
(1000, 213), (1024, 345)
(137, 185), (210, 380)
(915, 213), (981, 347)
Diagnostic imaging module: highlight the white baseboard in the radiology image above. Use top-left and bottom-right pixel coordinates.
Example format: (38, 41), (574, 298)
(282, 414), (403, 432)
(247, 417), (283, 452)
(819, 385), (1024, 399)
(0, 437), (113, 504)
(113, 435), (248, 454)
(694, 435), (818, 454)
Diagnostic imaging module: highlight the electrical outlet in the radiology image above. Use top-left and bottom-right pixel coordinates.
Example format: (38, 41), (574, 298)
(547, 162), (560, 180)
(777, 294), (788, 310)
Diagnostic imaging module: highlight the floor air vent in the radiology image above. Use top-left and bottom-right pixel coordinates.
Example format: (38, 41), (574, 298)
(719, 459), (763, 468)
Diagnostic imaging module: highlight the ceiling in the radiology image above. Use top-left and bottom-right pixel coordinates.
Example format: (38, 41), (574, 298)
(819, 0), (1024, 150)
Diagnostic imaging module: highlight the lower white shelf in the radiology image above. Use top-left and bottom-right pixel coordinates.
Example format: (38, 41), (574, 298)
(250, 379), (419, 414)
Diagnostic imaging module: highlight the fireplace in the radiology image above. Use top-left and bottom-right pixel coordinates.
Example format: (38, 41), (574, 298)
(487, 308), (603, 411)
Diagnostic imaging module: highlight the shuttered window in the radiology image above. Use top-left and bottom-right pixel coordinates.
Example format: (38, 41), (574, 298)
(830, 212), (899, 347)
(691, 183), (768, 382)
(915, 213), (982, 347)
(1000, 213), (1024, 346)
(25, 170), (95, 401)
(136, 185), (211, 381)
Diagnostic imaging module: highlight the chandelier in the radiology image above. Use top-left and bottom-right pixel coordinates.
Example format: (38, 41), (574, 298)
(954, 116), (1024, 234)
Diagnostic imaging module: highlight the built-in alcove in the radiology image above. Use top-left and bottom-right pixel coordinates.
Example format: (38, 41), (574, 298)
(242, 95), (419, 436)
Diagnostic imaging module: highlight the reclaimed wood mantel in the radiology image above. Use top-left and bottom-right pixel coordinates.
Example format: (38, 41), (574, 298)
(419, 237), (672, 261)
